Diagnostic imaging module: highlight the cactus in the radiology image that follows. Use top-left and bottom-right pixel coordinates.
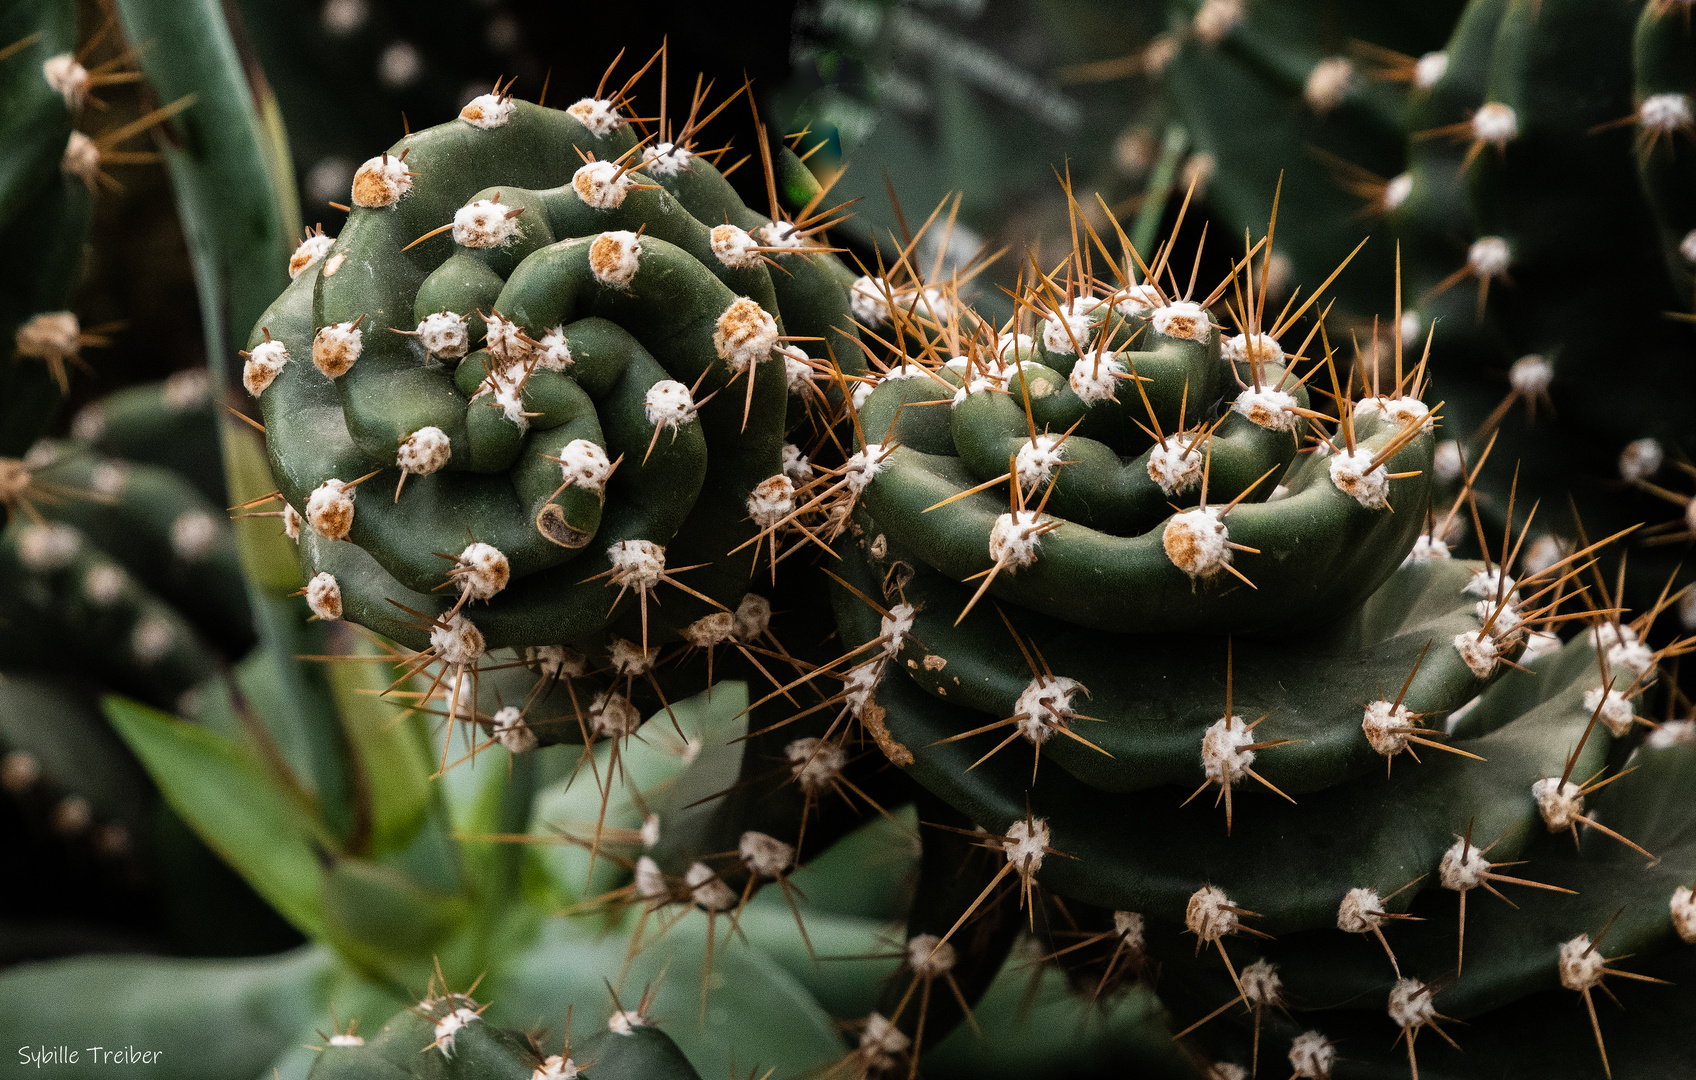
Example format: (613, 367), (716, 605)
(1152, 0), (1696, 667)
(822, 197), (1696, 1077)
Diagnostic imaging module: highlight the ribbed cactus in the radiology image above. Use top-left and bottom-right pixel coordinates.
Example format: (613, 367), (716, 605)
(824, 206), (1696, 1077)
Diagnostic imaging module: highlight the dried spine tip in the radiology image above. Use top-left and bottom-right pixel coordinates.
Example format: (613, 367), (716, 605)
(490, 705), (537, 753)
(1152, 301), (1210, 344)
(1003, 816), (1050, 874)
(643, 380), (696, 431)
(1164, 507), (1231, 578)
(572, 160), (632, 209)
(739, 830), (794, 877)
(1148, 433), (1205, 494)
(351, 154), (412, 208)
(589, 230), (641, 287)
(1304, 57), (1353, 113)
(787, 736), (846, 791)
(556, 438), (612, 493)
(43, 54), (89, 108)
(1069, 351), (1125, 404)
(1337, 887), (1386, 933)
(1233, 385), (1301, 431)
(1288, 1032), (1335, 1080)
(15, 311), (80, 363)
(589, 690), (641, 738)
(1329, 448), (1390, 509)
(710, 224), (761, 269)
(990, 508), (1044, 569)
(305, 479), (357, 540)
(1452, 629), (1500, 678)
(242, 339), (288, 396)
(714, 297), (779, 370)
(453, 200), (522, 248)
(312, 321), (363, 378)
(1185, 885), (1239, 942)
(906, 934), (956, 977)
(1671, 887), (1696, 943)
(430, 613), (485, 665)
(454, 542), (510, 600)
(291, 231), (334, 278)
(567, 97), (622, 136)
(685, 861), (736, 911)
(460, 93), (515, 128)
(392, 426), (450, 479)
(747, 474), (795, 528)
(1583, 686), (1635, 737)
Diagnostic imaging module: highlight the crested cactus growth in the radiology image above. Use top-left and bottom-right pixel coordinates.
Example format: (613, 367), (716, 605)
(823, 200), (1696, 1077)
(248, 61), (864, 672)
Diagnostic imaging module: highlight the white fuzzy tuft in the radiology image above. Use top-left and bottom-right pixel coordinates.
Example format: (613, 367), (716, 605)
(1003, 816), (1050, 874)
(482, 313), (531, 365)
(589, 690), (641, 738)
(1329, 448), (1390, 508)
(1618, 437), (1663, 482)
(431, 613), (485, 666)
(491, 705), (537, 753)
(567, 98), (622, 136)
(844, 443), (892, 493)
(1015, 433), (1066, 491)
(1439, 838), (1488, 892)
(1113, 284), (1164, 317)
(1240, 960), (1283, 1007)
(1013, 676), (1084, 745)
(1468, 236), (1511, 278)
(1471, 103), (1518, 147)
(685, 861), (736, 911)
(43, 54), (89, 109)
(243, 339), (289, 397)
(532, 1054), (578, 1080)
(1387, 979), (1436, 1030)
(858, 1013), (910, 1066)
(351, 154), (412, 208)
(733, 593), (772, 641)
(1532, 777), (1584, 832)
(306, 479), (356, 540)
(714, 297), (779, 371)
(589, 230), (641, 288)
(607, 1009), (649, 1035)
(1403, 534), (1450, 566)
(1193, 0), (1244, 44)
(534, 326), (572, 371)
(1640, 92), (1692, 133)
(526, 645), (586, 679)
(1415, 51), (1449, 89)
(1221, 333), (1284, 367)
(1152, 301), (1210, 343)
(1069, 351), (1125, 404)
(1042, 300), (1100, 356)
(607, 539), (665, 591)
(644, 380), (697, 432)
(17, 523), (81, 571)
(312, 321), (363, 378)
(990, 510), (1048, 570)
(572, 160), (633, 209)
(1200, 715), (1256, 787)
(132, 617), (175, 665)
(1433, 440), (1463, 484)
(1337, 887), (1386, 933)
(1672, 887), (1696, 943)
(1232, 385), (1302, 431)
(757, 221), (806, 251)
(850, 276), (891, 325)
(841, 660), (881, 719)
(1163, 507), (1231, 578)
(454, 542), (509, 601)
(641, 141), (693, 176)
(710, 224), (762, 269)
(15, 311), (80, 366)
(787, 736), (846, 792)
(282, 502), (302, 541)
(1148, 433), (1205, 495)
(1361, 699), (1414, 756)
(682, 612), (736, 648)
(1509, 354), (1552, 395)
(906, 934), (956, 977)
(290, 232), (335, 278)
(397, 426), (452, 477)
(1583, 686), (1635, 737)
(459, 94), (515, 128)
(556, 438), (612, 492)
(747, 474), (795, 529)
(1452, 629), (1500, 678)
(1304, 57), (1353, 113)
(453, 199), (522, 248)
(1288, 1032), (1335, 1080)
(739, 830), (795, 877)
(1383, 172), (1414, 211)
(432, 1007), (479, 1058)
(170, 511), (218, 564)
(1558, 934), (1607, 991)
(1185, 885), (1238, 942)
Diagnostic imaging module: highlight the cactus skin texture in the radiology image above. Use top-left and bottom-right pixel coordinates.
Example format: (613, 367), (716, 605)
(824, 189), (1696, 1077)
(1157, 0), (1696, 664)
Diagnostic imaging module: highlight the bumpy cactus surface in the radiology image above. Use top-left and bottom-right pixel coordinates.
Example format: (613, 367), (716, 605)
(824, 202), (1696, 1077)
